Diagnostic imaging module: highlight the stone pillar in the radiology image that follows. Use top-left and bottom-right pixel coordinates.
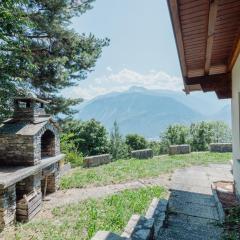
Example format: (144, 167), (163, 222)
(0, 185), (16, 229)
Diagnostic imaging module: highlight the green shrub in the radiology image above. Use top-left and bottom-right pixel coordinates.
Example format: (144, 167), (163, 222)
(61, 133), (83, 167)
(161, 124), (189, 148)
(61, 119), (109, 156)
(160, 121), (232, 152)
(65, 151), (84, 167)
(109, 121), (129, 160)
(125, 134), (147, 151)
(148, 141), (168, 156)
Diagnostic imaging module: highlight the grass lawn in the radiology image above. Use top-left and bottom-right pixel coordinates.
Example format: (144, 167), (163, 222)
(4, 186), (166, 240)
(61, 152), (232, 189)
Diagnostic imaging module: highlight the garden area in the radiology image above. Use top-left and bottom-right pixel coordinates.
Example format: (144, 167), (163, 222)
(1, 151), (232, 240)
(60, 152), (231, 189)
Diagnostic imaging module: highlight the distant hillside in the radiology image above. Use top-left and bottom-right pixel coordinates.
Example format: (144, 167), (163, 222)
(76, 87), (231, 138)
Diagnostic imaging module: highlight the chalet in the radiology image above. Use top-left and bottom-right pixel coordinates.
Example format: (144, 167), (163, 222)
(167, 0), (240, 197)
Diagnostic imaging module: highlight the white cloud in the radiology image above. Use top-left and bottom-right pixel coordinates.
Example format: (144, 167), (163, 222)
(106, 66), (113, 72)
(62, 69), (183, 100)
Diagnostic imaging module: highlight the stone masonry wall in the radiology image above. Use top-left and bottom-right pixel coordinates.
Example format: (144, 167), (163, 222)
(209, 143), (232, 152)
(169, 144), (191, 155)
(83, 154), (111, 168)
(0, 135), (35, 166)
(131, 149), (153, 159)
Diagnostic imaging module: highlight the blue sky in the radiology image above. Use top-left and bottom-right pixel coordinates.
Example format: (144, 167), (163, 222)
(62, 0), (185, 99)
(62, 0), (229, 106)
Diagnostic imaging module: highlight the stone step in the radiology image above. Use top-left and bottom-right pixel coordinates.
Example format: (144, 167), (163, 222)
(167, 213), (218, 227)
(157, 226), (221, 240)
(167, 218), (223, 238)
(169, 190), (216, 207)
(145, 198), (168, 239)
(121, 214), (140, 238)
(121, 214), (154, 240)
(168, 198), (219, 220)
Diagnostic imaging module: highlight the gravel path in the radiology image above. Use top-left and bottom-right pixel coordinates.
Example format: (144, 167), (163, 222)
(41, 174), (171, 210)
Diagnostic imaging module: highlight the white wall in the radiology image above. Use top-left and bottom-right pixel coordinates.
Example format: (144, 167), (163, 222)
(232, 53), (240, 197)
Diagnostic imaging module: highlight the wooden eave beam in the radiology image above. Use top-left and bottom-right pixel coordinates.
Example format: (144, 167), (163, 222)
(205, 0), (218, 74)
(228, 31), (240, 71)
(167, 0), (189, 93)
(185, 73), (230, 86)
(216, 89), (232, 99)
(185, 72), (232, 99)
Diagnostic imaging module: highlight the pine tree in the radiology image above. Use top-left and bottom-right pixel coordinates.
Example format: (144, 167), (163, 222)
(0, 0), (109, 121)
(110, 121), (128, 160)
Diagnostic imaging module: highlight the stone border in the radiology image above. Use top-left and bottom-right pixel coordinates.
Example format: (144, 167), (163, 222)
(211, 183), (225, 224)
(131, 149), (153, 159)
(145, 198), (168, 239)
(169, 144), (191, 155)
(83, 154), (111, 168)
(209, 143), (232, 153)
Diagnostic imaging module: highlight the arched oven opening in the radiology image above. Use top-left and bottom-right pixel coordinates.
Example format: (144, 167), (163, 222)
(41, 130), (55, 159)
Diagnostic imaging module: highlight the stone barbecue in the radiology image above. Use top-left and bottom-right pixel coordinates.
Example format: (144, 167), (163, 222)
(0, 97), (60, 166)
(0, 96), (64, 229)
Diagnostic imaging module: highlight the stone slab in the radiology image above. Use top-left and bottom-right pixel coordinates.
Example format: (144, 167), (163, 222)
(0, 154), (65, 189)
(168, 198), (219, 220)
(169, 190), (216, 207)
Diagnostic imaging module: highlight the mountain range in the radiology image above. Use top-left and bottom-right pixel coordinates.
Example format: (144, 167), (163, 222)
(76, 87), (231, 139)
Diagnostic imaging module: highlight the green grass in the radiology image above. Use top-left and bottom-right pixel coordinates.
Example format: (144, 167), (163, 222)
(60, 152), (231, 189)
(4, 186), (166, 240)
(222, 206), (240, 240)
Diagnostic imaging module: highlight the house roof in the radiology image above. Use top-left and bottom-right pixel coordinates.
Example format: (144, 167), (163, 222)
(167, 0), (240, 99)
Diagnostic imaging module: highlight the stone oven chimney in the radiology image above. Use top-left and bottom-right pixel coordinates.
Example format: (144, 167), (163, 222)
(13, 96), (49, 122)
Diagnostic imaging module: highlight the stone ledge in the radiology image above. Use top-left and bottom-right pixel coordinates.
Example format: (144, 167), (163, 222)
(0, 154), (65, 189)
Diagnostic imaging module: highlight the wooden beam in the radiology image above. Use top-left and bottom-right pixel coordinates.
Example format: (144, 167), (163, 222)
(185, 72), (232, 99)
(185, 73), (230, 86)
(167, 0), (189, 93)
(205, 0), (218, 74)
(216, 89), (232, 99)
(228, 31), (240, 71)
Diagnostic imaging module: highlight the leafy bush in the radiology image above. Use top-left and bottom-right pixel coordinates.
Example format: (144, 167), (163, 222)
(148, 141), (168, 155)
(61, 119), (109, 156)
(189, 122), (213, 151)
(209, 121), (232, 143)
(125, 134), (148, 151)
(109, 121), (129, 160)
(161, 124), (189, 149)
(61, 132), (83, 166)
(160, 121), (232, 152)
